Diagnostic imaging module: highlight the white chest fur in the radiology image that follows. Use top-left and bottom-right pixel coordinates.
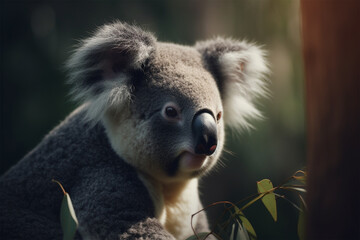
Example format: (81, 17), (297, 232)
(138, 174), (201, 240)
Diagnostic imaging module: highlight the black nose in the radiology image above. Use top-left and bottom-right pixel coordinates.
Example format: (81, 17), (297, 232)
(192, 111), (218, 156)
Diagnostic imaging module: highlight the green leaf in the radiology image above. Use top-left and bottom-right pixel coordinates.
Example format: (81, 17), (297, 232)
(283, 186), (307, 193)
(229, 223), (235, 240)
(61, 193), (79, 240)
(230, 221), (250, 240)
(238, 215), (256, 239)
(298, 209), (306, 240)
(257, 179), (277, 222)
(234, 207), (257, 239)
(293, 175), (306, 184)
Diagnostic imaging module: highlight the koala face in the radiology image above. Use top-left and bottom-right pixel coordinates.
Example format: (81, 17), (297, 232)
(103, 43), (225, 181)
(67, 22), (268, 182)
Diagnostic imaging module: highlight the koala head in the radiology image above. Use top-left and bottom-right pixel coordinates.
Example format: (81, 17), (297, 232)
(67, 22), (268, 183)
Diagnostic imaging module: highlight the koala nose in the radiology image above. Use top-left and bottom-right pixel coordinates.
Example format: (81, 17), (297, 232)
(192, 111), (218, 156)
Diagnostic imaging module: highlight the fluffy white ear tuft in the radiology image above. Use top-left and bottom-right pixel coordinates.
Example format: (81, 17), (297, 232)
(219, 44), (269, 129)
(80, 74), (132, 124)
(66, 22), (156, 124)
(196, 38), (269, 130)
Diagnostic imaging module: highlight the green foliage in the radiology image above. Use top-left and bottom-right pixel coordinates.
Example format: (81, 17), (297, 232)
(188, 170), (307, 240)
(52, 180), (79, 240)
(60, 193), (79, 240)
(235, 209), (256, 240)
(229, 220), (250, 240)
(297, 203), (306, 240)
(211, 214), (249, 240)
(257, 179), (277, 221)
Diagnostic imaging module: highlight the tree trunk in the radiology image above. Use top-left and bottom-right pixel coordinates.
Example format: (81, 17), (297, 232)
(301, 0), (360, 239)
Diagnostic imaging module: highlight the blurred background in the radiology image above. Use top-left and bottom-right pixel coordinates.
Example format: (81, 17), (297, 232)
(0, 0), (305, 239)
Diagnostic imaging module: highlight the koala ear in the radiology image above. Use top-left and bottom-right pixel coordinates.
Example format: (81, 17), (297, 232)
(195, 37), (269, 130)
(67, 22), (156, 123)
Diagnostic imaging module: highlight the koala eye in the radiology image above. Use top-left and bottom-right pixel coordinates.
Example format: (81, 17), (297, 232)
(162, 103), (181, 121)
(165, 107), (178, 118)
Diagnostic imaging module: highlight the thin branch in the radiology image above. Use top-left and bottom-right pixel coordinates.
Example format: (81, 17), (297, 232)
(298, 194), (307, 210)
(191, 201), (237, 239)
(273, 193), (302, 212)
(51, 179), (67, 195)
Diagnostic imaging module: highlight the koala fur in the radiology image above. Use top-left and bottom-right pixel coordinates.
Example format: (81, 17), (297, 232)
(0, 22), (268, 240)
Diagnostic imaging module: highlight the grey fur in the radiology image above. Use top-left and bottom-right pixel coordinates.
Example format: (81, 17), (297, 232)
(67, 22), (156, 124)
(0, 22), (268, 239)
(0, 107), (176, 239)
(196, 37), (246, 93)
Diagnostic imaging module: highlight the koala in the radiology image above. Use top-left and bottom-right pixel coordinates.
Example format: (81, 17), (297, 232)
(0, 22), (268, 240)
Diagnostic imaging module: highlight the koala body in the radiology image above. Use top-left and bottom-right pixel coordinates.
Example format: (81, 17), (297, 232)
(0, 22), (268, 239)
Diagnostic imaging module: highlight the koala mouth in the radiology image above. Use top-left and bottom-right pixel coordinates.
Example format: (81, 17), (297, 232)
(178, 151), (208, 171)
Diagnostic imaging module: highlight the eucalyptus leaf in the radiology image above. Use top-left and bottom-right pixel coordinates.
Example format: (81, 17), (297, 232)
(285, 187), (306, 193)
(238, 215), (256, 239)
(235, 220), (250, 240)
(229, 223), (235, 240)
(228, 221), (250, 240)
(298, 209), (306, 240)
(257, 179), (277, 222)
(234, 206), (257, 239)
(61, 193), (79, 240)
(293, 175), (306, 184)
